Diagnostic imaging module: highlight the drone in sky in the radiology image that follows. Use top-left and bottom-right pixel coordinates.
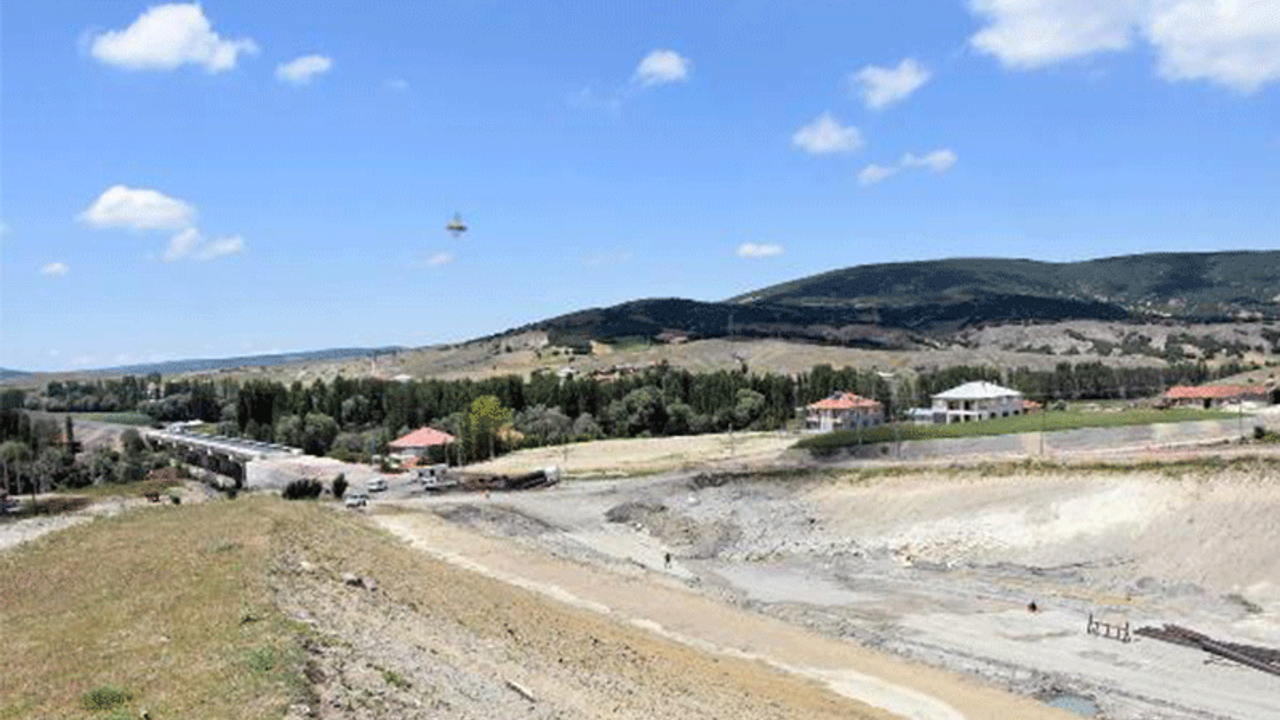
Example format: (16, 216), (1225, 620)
(445, 212), (468, 238)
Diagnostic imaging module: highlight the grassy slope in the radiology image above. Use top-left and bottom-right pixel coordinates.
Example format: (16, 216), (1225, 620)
(0, 499), (306, 720)
(794, 408), (1236, 454)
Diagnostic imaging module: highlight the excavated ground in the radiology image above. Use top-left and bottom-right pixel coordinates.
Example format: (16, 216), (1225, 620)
(388, 462), (1280, 720)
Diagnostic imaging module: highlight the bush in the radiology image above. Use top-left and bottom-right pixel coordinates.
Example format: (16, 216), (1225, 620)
(332, 473), (348, 500)
(282, 479), (323, 500)
(82, 684), (131, 712)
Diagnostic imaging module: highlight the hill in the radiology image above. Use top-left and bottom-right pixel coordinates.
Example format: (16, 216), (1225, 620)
(734, 251), (1280, 319)
(522, 251), (1280, 348)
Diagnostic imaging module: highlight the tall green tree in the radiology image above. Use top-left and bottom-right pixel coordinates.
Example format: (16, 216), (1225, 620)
(468, 395), (511, 460)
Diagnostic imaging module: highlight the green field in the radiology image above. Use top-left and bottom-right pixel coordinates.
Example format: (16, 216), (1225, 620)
(794, 408), (1237, 455)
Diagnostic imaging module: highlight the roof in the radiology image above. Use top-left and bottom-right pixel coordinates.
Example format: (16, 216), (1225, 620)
(808, 392), (882, 411)
(388, 427), (456, 449)
(933, 381), (1023, 400)
(1163, 385), (1267, 400)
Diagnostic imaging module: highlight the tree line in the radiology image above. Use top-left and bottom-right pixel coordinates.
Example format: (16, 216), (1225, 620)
(7, 359), (1252, 469)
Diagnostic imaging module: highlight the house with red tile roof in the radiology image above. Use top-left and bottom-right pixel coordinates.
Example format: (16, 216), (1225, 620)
(806, 392), (884, 432)
(1162, 385), (1270, 409)
(387, 427), (456, 458)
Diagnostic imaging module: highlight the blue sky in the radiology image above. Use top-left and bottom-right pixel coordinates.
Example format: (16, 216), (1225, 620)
(3, 0), (1278, 371)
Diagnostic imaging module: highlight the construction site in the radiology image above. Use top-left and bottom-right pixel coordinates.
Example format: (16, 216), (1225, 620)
(366, 445), (1280, 720)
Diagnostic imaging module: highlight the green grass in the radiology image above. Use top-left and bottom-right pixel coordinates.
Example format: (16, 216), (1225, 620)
(795, 408), (1236, 455)
(81, 684), (132, 712)
(70, 412), (156, 426)
(0, 498), (310, 719)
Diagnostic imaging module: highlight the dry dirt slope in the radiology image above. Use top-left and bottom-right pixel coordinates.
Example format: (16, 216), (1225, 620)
(0, 497), (902, 720)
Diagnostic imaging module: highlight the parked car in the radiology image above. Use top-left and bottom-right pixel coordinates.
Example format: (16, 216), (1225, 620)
(367, 477), (388, 493)
(344, 492), (368, 508)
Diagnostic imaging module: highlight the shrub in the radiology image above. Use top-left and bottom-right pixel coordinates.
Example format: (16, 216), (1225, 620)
(332, 473), (348, 500)
(282, 479), (323, 500)
(81, 684), (131, 712)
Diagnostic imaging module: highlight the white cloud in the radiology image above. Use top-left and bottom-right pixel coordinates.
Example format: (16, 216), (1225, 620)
(853, 58), (932, 109)
(1146, 1), (1280, 92)
(901, 149), (959, 173)
(197, 235), (244, 260)
(632, 49), (691, 87)
(163, 227), (201, 261)
(423, 252), (455, 267)
(164, 228), (243, 262)
(276, 55), (333, 85)
(791, 112), (863, 155)
(857, 164), (900, 186)
(736, 243), (784, 258)
(860, 149), (958, 187)
(968, 0), (1140, 69)
(90, 3), (258, 73)
(40, 262), (70, 277)
(79, 185), (196, 230)
(968, 0), (1280, 92)
(383, 78), (409, 91)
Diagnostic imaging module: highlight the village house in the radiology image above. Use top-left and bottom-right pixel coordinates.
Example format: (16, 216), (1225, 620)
(1162, 385), (1271, 409)
(806, 392), (884, 432)
(387, 427), (456, 460)
(931, 381), (1025, 424)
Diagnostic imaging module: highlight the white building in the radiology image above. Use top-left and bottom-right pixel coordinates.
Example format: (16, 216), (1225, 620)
(930, 381), (1024, 424)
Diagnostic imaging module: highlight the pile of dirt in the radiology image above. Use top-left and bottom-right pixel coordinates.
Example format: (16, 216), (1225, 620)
(605, 499), (742, 559)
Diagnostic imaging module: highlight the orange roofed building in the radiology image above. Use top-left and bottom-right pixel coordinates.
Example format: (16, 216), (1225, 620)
(1162, 385), (1270, 409)
(806, 392), (884, 432)
(388, 427), (456, 458)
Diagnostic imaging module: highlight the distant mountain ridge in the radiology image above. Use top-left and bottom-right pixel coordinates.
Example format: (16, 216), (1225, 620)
(530, 251), (1280, 348)
(4, 347), (402, 379)
(733, 251), (1280, 318)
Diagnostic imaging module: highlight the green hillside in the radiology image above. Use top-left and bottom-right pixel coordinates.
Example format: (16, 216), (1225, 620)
(733, 251), (1280, 319)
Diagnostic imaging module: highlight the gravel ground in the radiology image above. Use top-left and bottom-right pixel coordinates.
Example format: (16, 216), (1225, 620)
(390, 463), (1280, 720)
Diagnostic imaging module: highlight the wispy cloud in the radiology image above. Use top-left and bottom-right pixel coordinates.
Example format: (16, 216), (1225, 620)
(422, 252), (455, 267)
(276, 55), (333, 85)
(383, 78), (409, 91)
(852, 58), (931, 109)
(89, 3), (258, 73)
(859, 148), (958, 186)
(857, 164), (899, 186)
(791, 112), (863, 155)
(736, 243), (784, 259)
(573, 49), (691, 112)
(901, 149), (958, 173)
(163, 228), (244, 262)
(40, 262), (70, 277)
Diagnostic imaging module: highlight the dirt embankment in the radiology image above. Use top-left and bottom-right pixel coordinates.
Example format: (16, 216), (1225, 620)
(268, 505), (901, 720)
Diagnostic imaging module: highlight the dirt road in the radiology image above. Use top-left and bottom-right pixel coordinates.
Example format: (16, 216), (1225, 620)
(372, 509), (1075, 720)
